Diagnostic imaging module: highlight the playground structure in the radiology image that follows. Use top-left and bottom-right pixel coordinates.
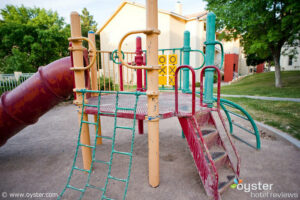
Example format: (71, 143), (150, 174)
(0, 0), (261, 199)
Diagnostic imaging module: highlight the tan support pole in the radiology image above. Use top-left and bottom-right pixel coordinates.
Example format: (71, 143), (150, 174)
(88, 31), (98, 94)
(70, 11), (92, 170)
(88, 31), (102, 145)
(146, 0), (160, 188)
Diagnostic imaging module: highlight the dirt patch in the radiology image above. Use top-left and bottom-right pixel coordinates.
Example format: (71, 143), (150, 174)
(260, 129), (277, 140)
(161, 154), (177, 162)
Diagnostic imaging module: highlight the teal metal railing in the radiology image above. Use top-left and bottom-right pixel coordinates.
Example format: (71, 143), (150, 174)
(216, 98), (261, 150)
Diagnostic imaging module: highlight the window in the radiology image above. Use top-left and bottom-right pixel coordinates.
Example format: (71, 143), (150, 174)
(203, 46), (206, 54)
(204, 23), (206, 31)
(288, 55), (293, 66)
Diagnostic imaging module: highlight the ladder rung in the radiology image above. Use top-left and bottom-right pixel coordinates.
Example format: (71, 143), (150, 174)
(102, 196), (115, 200)
(83, 104), (98, 108)
(82, 120), (97, 125)
(67, 184), (84, 192)
(96, 135), (112, 140)
(93, 159), (110, 165)
(99, 112), (114, 116)
(116, 126), (133, 130)
(86, 184), (104, 191)
(79, 143), (95, 149)
(116, 107), (135, 111)
(73, 166), (90, 173)
(112, 150), (132, 156)
(108, 175), (127, 183)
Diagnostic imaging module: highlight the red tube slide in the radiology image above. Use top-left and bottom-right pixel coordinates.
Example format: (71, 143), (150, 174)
(0, 57), (74, 146)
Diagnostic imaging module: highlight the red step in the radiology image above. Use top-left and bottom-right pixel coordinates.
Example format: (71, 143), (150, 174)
(200, 128), (219, 149)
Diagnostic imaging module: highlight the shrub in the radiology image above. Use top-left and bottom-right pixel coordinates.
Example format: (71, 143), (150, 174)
(97, 76), (115, 91)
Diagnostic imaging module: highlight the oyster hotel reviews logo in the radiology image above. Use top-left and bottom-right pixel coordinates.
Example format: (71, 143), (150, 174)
(231, 178), (298, 199)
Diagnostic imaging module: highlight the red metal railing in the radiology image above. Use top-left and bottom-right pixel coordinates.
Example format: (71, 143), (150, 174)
(200, 65), (240, 176)
(175, 65), (196, 116)
(200, 65), (221, 110)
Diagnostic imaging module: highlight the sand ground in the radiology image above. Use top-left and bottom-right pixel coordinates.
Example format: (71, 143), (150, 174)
(0, 102), (299, 200)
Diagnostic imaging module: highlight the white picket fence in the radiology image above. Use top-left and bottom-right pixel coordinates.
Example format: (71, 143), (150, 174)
(0, 72), (34, 93)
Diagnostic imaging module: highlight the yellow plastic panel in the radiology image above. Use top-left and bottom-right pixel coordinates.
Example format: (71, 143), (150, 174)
(158, 75), (167, 85)
(168, 54), (177, 65)
(158, 55), (167, 65)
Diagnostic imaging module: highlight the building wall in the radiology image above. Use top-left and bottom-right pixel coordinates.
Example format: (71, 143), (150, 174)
(186, 20), (206, 69)
(99, 3), (257, 85)
(223, 38), (240, 54)
(224, 54), (239, 82)
(222, 38), (249, 76)
(100, 4), (171, 52)
(169, 16), (185, 48)
(256, 63), (264, 73)
(280, 46), (300, 71)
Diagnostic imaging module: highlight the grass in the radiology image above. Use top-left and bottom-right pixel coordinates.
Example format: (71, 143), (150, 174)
(223, 97), (300, 140)
(216, 71), (300, 98)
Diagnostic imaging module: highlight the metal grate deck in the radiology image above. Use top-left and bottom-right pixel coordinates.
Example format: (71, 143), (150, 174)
(85, 92), (208, 120)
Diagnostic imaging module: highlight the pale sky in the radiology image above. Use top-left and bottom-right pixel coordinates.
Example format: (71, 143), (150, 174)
(0, 0), (207, 28)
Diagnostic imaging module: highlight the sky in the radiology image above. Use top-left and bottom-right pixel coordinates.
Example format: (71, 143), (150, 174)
(0, 0), (207, 28)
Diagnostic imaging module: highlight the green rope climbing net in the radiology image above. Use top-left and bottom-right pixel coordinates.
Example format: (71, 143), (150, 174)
(58, 89), (145, 200)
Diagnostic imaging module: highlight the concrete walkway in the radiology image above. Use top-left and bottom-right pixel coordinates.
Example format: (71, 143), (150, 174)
(217, 94), (300, 102)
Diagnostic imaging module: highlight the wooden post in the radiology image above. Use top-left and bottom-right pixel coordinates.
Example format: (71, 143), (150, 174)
(146, 0), (160, 188)
(88, 31), (102, 145)
(88, 31), (98, 94)
(70, 11), (92, 170)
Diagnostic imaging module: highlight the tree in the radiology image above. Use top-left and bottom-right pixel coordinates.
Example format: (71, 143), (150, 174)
(246, 53), (273, 67)
(81, 8), (97, 33)
(80, 8), (99, 49)
(0, 5), (70, 73)
(205, 0), (300, 87)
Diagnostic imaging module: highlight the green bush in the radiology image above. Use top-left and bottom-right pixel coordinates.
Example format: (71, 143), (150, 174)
(97, 76), (115, 91)
(195, 73), (223, 87)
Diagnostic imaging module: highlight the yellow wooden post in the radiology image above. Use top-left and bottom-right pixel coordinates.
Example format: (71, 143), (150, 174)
(88, 31), (102, 145)
(70, 11), (92, 170)
(146, 0), (160, 188)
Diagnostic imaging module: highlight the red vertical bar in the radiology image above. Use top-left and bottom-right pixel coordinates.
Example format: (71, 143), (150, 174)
(119, 64), (123, 91)
(135, 37), (143, 92)
(135, 36), (144, 134)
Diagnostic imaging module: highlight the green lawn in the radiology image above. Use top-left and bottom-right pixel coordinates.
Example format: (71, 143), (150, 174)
(223, 97), (300, 140)
(217, 71), (300, 98)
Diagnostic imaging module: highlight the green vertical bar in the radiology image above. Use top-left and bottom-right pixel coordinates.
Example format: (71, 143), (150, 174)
(204, 12), (216, 107)
(179, 49), (183, 90)
(182, 31), (191, 93)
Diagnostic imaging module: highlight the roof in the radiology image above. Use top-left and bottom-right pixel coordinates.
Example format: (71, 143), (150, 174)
(96, 1), (207, 34)
(185, 10), (208, 20)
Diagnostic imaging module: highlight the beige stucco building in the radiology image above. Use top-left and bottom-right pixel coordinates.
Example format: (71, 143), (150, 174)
(96, 1), (250, 84)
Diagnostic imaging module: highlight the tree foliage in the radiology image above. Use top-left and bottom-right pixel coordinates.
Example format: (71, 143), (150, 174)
(80, 8), (99, 49)
(205, 0), (300, 87)
(0, 5), (99, 73)
(0, 5), (70, 73)
(246, 53), (273, 66)
(81, 8), (97, 33)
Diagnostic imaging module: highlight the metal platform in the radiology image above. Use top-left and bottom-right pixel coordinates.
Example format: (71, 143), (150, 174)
(85, 92), (208, 120)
